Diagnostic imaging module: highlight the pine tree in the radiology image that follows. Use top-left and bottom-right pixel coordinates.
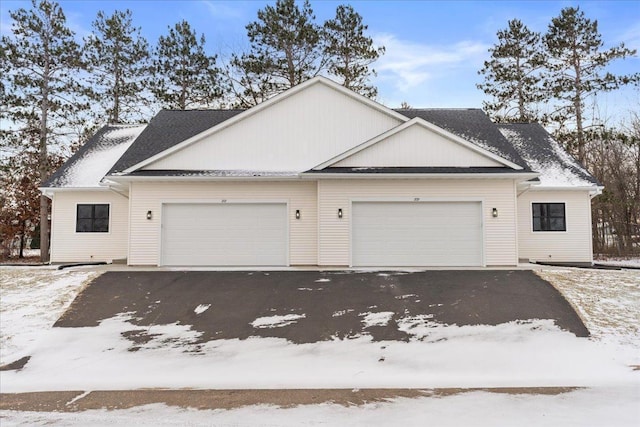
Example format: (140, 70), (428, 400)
(477, 19), (544, 123)
(323, 4), (384, 98)
(152, 20), (222, 109)
(0, 0), (86, 262)
(84, 9), (150, 124)
(229, 0), (324, 106)
(544, 7), (638, 163)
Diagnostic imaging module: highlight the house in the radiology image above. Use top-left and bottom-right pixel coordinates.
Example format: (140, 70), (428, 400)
(41, 77), (601, 267)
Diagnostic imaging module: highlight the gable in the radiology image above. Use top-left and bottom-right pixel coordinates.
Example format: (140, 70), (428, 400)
(332, 121), (504, 168)
(141, 79), (405, 172)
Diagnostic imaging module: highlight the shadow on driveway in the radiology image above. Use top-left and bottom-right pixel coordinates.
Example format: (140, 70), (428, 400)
(55, 270), (588, 345)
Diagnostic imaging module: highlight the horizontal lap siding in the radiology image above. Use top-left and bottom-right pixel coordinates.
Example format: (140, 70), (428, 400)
(517, 190), (593, 262)
(50, 191), (128, 263)
(318, 179), (517, 266)
(128, 181), (317, 266)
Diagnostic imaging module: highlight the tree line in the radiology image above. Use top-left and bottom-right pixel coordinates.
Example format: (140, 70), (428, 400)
(0, 0), (382, 260)
(477, 7), (639, 256)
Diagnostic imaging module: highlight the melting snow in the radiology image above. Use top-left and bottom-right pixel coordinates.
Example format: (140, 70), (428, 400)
(250, 314), (306, 329)
(315, 278), (331, 283)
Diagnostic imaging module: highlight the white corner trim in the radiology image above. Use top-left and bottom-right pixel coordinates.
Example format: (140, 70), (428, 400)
(311, 117), (523, 171)
(123, 77), (409, 174)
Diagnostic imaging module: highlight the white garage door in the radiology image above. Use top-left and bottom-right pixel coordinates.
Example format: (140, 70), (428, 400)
(161, 203), (287, 266)
(352, 201), (483, 267)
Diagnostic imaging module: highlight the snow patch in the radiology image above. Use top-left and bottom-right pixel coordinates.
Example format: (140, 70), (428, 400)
(194, 304), (211, 315)
(360, 312), (395, 328)
(315, 278), (331, 283)
(250, 314), (306, 329)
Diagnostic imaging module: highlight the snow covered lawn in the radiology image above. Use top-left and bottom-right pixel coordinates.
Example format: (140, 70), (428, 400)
(1, 266), (638, 426)
(0, 267), (99, 366)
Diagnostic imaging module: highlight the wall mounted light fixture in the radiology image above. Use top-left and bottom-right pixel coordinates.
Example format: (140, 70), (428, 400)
(146, 210), (152, 220)
(492, 208), (498, 218)
(295, 209), (301, 220)
(338, 208), (343, 219)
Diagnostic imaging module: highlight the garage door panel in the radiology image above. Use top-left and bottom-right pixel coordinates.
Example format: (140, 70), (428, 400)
(352, 202), (482, 267)
(162, 203), (287, 266)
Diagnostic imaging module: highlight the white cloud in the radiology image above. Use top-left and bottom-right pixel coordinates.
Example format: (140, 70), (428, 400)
(201, 0), (247, 20)
(373, 33), (489, 93)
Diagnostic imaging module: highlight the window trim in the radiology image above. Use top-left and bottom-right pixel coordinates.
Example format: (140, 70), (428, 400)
(75, 202), (111, 234)
(531, 202), (567, 233)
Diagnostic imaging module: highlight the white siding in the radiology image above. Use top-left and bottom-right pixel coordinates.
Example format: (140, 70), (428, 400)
(144, 82), (402, 172)
(128, 181), (317, 266)
(318, 179), (518, 266)
(517, 190), (593, 263)
(50, 190), (128, 263)
(335, 124), (502, 167)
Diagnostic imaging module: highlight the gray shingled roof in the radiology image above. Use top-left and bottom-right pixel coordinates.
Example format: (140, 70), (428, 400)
(498, 123), (599, 187)
(109, 109), (244, 174)
(394, 109), (529, 169)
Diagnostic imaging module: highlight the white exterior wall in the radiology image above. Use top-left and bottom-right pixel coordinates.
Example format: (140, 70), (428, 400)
(144, 82), (402, 172)
(517, 189), (593, 263)
(128, 181), (317, 266)
(50, 190), (128, 263)
(334, 125), (502, 168)
(317, 179), (518, 266)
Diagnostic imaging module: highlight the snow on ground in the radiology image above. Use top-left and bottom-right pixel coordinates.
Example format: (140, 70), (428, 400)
(0, 267), (99, 366)
(536, 267), (640, 354)
(1, 266), (639, 425)
(193, 304), (210, 315)
(595, 257), (640, 268)
(2, 386), (640, 427)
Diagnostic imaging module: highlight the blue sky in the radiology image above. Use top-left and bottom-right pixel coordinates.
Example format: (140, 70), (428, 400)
(2, 0), (639, 123)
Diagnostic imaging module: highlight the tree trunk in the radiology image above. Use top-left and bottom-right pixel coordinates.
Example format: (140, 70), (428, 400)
(40, 196), (49, 263)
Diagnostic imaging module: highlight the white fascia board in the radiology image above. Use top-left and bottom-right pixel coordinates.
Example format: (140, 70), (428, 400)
(529, 185), (601, 191)
(300, 172), (540, 181)
(106, 174), (303, 183)
(312, 117), (523, 171)
(123, 77), (409, 174)
(40, 186), (112, 192)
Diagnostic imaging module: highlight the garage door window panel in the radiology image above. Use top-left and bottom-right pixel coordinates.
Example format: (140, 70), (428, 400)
(532, 203), (566, 232)
(76, 204), (109, 233)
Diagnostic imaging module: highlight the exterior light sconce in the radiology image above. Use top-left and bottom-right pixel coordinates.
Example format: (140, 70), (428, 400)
(492, 208), (498, 218)
(146, 210), (153, 220)
(338, 208), (343, 219)
(295, 209), (301, 220)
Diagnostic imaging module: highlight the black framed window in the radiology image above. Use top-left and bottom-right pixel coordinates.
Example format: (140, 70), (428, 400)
(76, 204), (109, 232)
(532, 203), (566, 232)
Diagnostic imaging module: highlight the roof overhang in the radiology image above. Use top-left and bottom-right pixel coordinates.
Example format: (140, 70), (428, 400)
(300, 172), (539, 181)
(40, 186), (112, 198)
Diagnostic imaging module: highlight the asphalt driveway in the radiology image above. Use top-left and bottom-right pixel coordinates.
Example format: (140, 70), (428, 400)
(54, 270), (588, 345)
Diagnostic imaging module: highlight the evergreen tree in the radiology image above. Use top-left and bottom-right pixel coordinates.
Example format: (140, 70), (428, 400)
(544, 7), (638, 163)
(477, 19), (544, 123)
(84, 9), (150, 124)
(0, 0), (86, 262)
(323, 4), (384, 98)
(229, 0), (324, 106)
(152, 20), (221, 109)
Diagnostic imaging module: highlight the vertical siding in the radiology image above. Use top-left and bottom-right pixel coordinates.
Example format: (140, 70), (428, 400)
(128, 181), (317, 266)
(335, 125), (502, 167)
(50, 190), (128, 263)
(318, 179), (518, 266)
(517, 190), (593, 262)
(144, 82), (402, 172)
